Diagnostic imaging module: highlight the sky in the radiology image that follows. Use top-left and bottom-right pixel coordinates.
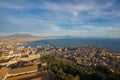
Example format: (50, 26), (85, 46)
(0, 0), (120, 38)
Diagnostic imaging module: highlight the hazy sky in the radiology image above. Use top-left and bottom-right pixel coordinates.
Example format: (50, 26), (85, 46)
(0, 0), (120, 38)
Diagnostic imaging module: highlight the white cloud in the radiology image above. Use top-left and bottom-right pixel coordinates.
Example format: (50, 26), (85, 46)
(40, 2), (94, 17)
(0, 0), (120, 38)
(69, 25), (120, 38)
(0, 0), (119, 20)
(0, 1), (25, 9)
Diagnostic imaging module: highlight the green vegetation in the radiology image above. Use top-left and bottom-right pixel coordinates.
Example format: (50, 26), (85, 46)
(41, 56), (120, 80)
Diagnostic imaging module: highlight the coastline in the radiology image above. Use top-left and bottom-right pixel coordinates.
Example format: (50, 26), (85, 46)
(25, 38), (120, 52)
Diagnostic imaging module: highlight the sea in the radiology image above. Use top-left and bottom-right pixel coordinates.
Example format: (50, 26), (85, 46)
(25, 38), (120, 52)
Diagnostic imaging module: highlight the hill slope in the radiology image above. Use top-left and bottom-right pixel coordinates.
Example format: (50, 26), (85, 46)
(7, 33), (36, 38)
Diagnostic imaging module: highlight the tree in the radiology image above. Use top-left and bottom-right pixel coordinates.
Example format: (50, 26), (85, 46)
(74, 75), (80, 80)
(91, 72), (105, 80)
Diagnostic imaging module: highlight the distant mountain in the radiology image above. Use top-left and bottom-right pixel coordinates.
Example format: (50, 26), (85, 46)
(6, 33), (37, 38)
(55, 35), (75, 39)
(43, 35), (72, 39)
(46, 35), (80, 39)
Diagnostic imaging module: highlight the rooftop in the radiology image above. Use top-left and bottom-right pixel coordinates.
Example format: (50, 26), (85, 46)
(6, 71), (50, 80)
(0, 67), (8, 79)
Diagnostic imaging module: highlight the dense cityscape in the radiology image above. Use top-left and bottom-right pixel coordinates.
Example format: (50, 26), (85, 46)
(0, 0), (120, 80)
(0, 35), (120, 80)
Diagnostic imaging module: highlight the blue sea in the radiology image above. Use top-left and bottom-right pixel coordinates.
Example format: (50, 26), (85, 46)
(26, 38), (120, 52)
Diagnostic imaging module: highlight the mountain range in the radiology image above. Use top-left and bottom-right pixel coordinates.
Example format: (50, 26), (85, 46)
(6, 33), (37, 38)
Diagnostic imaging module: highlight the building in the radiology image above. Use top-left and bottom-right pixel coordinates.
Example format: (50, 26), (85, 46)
(0, 67), (9, 80)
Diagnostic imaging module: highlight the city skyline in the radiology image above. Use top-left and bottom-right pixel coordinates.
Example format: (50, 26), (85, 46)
(0, 0), (120, 38)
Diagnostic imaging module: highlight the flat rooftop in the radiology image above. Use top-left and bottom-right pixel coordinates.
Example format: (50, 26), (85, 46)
(6, 71), (50, 80)
(9, 64), (37, 74)
(0, 67), (8, 79)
